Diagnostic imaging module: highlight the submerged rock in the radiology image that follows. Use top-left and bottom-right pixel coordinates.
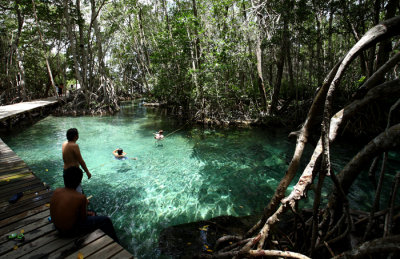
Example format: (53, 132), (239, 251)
(159, 214), (260, 258)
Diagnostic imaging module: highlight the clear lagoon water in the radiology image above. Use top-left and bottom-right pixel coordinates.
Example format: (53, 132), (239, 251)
(1, 101), (398, 258)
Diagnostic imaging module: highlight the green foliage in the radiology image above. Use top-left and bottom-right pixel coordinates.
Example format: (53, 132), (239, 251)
(2, 0), (396, 120)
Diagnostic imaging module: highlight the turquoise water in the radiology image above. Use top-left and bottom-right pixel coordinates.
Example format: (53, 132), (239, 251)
(1, 101), (398, 258)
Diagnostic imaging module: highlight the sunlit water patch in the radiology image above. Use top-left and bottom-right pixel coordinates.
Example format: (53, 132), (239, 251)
(2, 101), (397, 258)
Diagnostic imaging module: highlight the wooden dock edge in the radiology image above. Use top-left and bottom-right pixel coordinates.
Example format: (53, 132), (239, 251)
(0, 138), (134, 258)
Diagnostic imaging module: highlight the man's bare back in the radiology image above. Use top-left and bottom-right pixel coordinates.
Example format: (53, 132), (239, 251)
(63, 128), (91, 179)
(62, 141), (81, 169)
(50, 187), (87, 231)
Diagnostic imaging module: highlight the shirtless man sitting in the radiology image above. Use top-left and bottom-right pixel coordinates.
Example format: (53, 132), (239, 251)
(50, 167), (118, 242)
(62, 128), (91, 193)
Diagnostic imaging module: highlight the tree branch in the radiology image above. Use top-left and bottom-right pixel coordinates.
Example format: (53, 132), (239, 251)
(333, 235), (400, 259)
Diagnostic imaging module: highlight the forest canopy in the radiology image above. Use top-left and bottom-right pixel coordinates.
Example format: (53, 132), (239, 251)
(1, 0), (397, 129)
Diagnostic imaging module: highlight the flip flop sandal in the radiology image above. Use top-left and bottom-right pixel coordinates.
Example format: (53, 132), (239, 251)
(9, 192), (23, 204)
(16, 233), (24, 241)
(7, 233), (17, 240)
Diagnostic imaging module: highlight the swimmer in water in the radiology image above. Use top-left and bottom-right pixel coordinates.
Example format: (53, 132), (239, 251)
(154, 130), (164, 140)
(113, 148), (126, 159)
(113, 148), (137, 160)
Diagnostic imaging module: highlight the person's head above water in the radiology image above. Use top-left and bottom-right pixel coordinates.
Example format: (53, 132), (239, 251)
(63, 166), (83, 190)
(66, 128), (79, 141)
(117, 148), (123, 155)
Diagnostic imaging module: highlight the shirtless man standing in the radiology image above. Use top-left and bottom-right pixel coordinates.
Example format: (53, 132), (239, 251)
(62, 128), (91, 193)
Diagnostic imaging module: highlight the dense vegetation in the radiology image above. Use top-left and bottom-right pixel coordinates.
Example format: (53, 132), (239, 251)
(1, 0), (396, 125)
(1, 0), (399, 258)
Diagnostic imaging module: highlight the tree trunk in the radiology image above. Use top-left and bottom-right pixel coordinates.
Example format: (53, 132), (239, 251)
(161, 0), (172, 36)
(76, 0), (89, 93)
(329, 123), (400, 214)
(31, 0), (57, 98)
(367, 0), (381, 77)
(15, 48), (27, 101)
(138, 7), (151, 71)
(314, 6), (323, 86)
(375, 0), (399, 78)
(90, 0), (109, 103)
(252, 0), (268, 111)
(191, 0), (204, 110)
(269, 19), (287, 115)
(63, 0), (84, 94)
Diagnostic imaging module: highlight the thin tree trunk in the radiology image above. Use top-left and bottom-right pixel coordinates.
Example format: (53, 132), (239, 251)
(90, 0), (108, 103)
(286, 33), (295, 101)
(376, 0), (399, 75)
(31, 0), (57, 98)
(364, 152), (388, 241)
(384, 172), (400, 237)
(367, 0), (381, 76)
(76, 0), (88, 93)
(191, 0), (203, 109)
(161, 0), (172, 36)
(314, 6), (323, 86)
(327, 7), (335, 69)
(15, 48), (27, 100)
(63, 0), (84, 93)
(252, 0), (268, 111)
(269, 19), (287, 115)
(138, 7), (151, 71)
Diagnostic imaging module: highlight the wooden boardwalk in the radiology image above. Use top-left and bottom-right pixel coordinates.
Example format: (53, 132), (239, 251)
(0, 97), (60, 129)
(0, 138), (133, 258)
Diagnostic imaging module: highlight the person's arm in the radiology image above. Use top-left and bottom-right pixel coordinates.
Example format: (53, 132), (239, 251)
(112, 149), (118, 157)
(79, 195), (88, 222)
(74, 145), (91, 179)
(122, 152), (127, 156)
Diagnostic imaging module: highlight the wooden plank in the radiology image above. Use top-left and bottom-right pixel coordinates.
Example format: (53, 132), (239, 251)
(86, 242), (124, 259)
(1, 230), (58, 258)
(0, 182), (46, 200)
(0, 178), (39, 194)
(0, 168), (31, 178)
(0, 204), (48, 227)
(0, 222), (55, 256)
(0, 188), (49, 209)
(0, 195), (50, 221)
(0, 178), (42, 195)
(0, 217), (51, 246)
(16, 232), (78, 259)
(47, 229), (106, 259)
(0, 209), (50, 236)
(0, 173), (35, 187)
(0, 166), (31, 175)
(64, 235), (114, 259)
(110, 248), (135, 259)
(0, 97), (59, 121)
(0, 191), (52, 214)
(0, 154), (24, 161)
(0, 162), (27, 173)
(0, 179), (45, 197)
(0, 183), (46, 202)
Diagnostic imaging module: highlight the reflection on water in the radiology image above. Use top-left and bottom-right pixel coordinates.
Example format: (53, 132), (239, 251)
(1, 101), (398, 258)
